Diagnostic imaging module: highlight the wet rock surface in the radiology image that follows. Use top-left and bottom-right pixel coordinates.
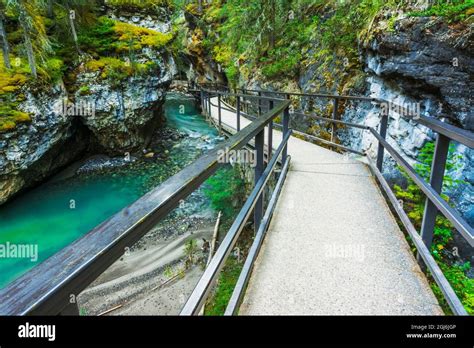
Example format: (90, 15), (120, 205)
(367, 17), (473, 130)
(0, 84), (88, 204)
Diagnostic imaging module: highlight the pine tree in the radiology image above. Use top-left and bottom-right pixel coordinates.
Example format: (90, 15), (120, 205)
(0, 2), (11, 69)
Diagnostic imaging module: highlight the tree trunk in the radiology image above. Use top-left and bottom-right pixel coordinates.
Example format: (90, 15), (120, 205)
(269, 0), (275, 50)
(17, 4), (37, 78)
(66, 5), (81, 54)
(22, 28), (37, 78)
(0, 12), (11, 69)
(47, 0), (55, 19)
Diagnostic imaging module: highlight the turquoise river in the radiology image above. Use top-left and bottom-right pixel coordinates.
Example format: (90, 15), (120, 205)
(0, 93), (220, 289)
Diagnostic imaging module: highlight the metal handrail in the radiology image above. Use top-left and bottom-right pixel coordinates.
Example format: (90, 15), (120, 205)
(193, 85), (472, 315)
(181, 131), (292, 315)
(366, 156), (467, 315)
(234, 86), (384, 103)
(224, 155), (292, 315)
(0, 90), (291, 315)
(231, 87), (474, 148)
(370, 128), (473, 245)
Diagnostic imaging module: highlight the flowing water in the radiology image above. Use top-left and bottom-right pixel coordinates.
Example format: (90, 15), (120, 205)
(0, 93), (222, 289)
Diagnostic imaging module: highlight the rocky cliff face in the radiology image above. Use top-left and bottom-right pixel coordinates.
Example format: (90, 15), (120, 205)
(240, 15), (473, 224)
(73, 53), (175, 152)
(0, 11), (176, 205)
(340, 16), (473, 222)
(367, 17), (473, 130)
(0, 83), (88, 204)
(179, 11), (227, 86)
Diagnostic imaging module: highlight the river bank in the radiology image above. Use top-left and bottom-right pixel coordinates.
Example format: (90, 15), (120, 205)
(78, 214), (215, 315)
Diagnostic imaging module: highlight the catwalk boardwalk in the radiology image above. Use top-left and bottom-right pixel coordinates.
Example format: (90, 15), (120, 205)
(208, 96), (442, 315)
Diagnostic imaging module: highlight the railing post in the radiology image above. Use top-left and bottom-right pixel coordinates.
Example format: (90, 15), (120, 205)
(268, 99), (274, 163)
(208, 92), (212, 117)
(254, 129), (264, 233)
(282, 104), (290, 164)
(331, 98), (338, 143)
(376, 110), (389, 171)
(200, 89), (204, 113)
(419, 134), (450, 250)
(217, 94), (222, 134)
(236, 95), (241, 131)
(258, 91), (262, 117)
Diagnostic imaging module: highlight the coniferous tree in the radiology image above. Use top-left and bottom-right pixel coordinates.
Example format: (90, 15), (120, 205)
(0, 2), (11, 69)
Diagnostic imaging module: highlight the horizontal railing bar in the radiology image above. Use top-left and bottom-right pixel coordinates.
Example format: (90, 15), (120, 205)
(216, 99), (283, 131)
(224, 155), (292, 315)
(202, 89), (287, 102)
(209, 100), (241, 115)
(206, 110), (279, 166)
(366, 156), (468, 315)
(370, 128), (474, 246)
(295, 130), (366, 156)
(211, 100), (279, 130)
(233, 87), (383, 103)
(417, 115), (474, 148)
(217, 100), (365, 156)
(180, 130), (292, 315)
(196, 86), (473, 149)
(0, 98), (290, 315)
(292, 112), (370, 130)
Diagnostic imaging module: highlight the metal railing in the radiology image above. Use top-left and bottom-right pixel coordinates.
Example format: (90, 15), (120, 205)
(193, 85), (473, 315)
(0, 88), (291, 316)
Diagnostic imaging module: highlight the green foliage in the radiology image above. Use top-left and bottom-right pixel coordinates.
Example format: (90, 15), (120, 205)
(431, 259), (474, 315)
(78, 16), (116, 56)
(415, 142), (464, 188)
(0, 104), (31, 132)
(77, 85), (91, 95)
(113, 20), (173, 52)
(409, 0), (474, 23)
(394, 141), (472, 314)
(84, 56), (157, 84)
(204, 257), (242, 315)
(224, 64), (238, 83)
(78, 16), (172, 56)
(40, 57), (66, 82)
(105, 0), (171, 11)
(260, 47), (301, 79)
(203, 165), (246, 219)
(0, 52), (31, 131)
(187, 0), (400, 83)
(77, 15), (170, 85)
(394, 142), (464, 231)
